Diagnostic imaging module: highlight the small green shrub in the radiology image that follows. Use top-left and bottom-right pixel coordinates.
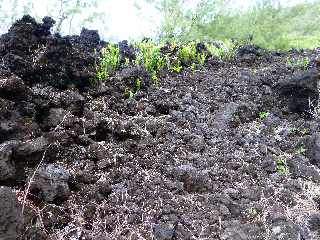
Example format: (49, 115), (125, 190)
(289, 127), (310, 136)
(191, 63), (196, 74)
(171, 65), (183, 73)
(301, 128), (310, 135)
(286, 56), (310, 70)
(276, 159), (289, 174)
(197, 52), (207, 65)
(296, 143), (306, 154)
(96, 44), (120, 81)
(135, 40), (165, 79)
(124, 57), (130, 67)
(259, 111), (270, 120)
(288, 127), (298, 134)
(167, 55), (182, 73)
(179, 42), (197, 65)
(152, 74), (159, 85)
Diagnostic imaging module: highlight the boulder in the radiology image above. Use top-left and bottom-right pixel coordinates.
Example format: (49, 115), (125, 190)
(42, 108), (72, 130)
(28, 164), (70, 203)
(236, 44), (267, 63)
(308, 213), (320, 232)
(305, 133), (320, 167)
(0, 141), (20, 182)
(276, 70), (319, 114)
(221, 223), (265, 240)
(118, 40), (136, 64)
(270, 220), (308, 240)
(287, 156), (320, 183)
(213, 102), (257, 128)
(153, 223), (175, 240)
(0, 69), (31, 101)
(0, 99), (40, 144)
(13, 136), (50, 166)
(0, 186), (23, 240)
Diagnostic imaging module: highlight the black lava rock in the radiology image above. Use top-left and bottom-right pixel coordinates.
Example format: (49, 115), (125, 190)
(276, 70), (319, 114)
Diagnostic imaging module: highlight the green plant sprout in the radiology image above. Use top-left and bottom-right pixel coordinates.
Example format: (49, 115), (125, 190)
(301, 128), (310, 135)
(259, 111), (270, 120)
(297, 143), (306, 154)
(288, 127), (298, 134)
(197, 52), (207, 65)
(124, 78), (142, 99)
(171, 65), (183, 73)
(247, 207), (258, 219)
(286, 56), (310, 70)
(289, 127), (310, 136)
(124, 57), (130, 67)
(276, 159), (289, 174)
(152, 74), (159, 86)
(191, 63), (197, 74)
(135, 78), (141, 92)
(166, 55), (183, 73)
(96, 44), (120, 81)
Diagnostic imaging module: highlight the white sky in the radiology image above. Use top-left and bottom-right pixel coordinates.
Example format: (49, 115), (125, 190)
(0, 0), (314, 41)
(101, 0), (160, 41)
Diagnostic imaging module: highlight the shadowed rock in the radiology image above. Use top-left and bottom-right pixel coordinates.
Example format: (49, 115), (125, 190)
(0, 186), (23, 240)
(305, 133), (320, 168)
(276, 70), (320, 114)
(118, 40), (136, 64)
(0, 68), (31, 101)
(0, 141), (21, 183)
(236, 44), (267, 63)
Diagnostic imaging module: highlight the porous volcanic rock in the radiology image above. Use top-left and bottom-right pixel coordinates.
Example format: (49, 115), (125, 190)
(28, 163), (70, 203)
(276, 69), (320, 114)
(0, 186), (23, 240)
(0, 141), (20, 182)
(0, 15), (103, 89)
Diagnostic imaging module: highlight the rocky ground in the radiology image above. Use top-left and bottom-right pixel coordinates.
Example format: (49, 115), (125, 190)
(1, 15), (320, 240)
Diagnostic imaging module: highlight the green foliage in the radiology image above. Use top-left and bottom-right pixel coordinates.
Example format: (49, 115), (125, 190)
(124, 57), (130, 67)
(191, 63), (196, 74)
(197, 52), (207, 65)
(170, 65), (183, 73)
(124, 78), (142, 99)
(135, 40), (165, 78)
(286, 56), (310, 70)
(96, 44), (120, 81)
(296, 143), (306, 154)
(152, 74), (159, 85)
(301, 128), (310, 135)
(205, 40), (236, 60)
(179, 42), (197, 65)
(259, 111), (270, 120)
(289, 127), (310, 136)
(276, 159), (289, 174)
(288, 127), (298, 134)
(205, 43), (224, 59)
(141, 0), (320, 50)
(135, 78), (142, 92)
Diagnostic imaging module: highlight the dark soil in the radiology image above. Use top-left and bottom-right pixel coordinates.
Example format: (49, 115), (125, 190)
(1, 16), (320, 240)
